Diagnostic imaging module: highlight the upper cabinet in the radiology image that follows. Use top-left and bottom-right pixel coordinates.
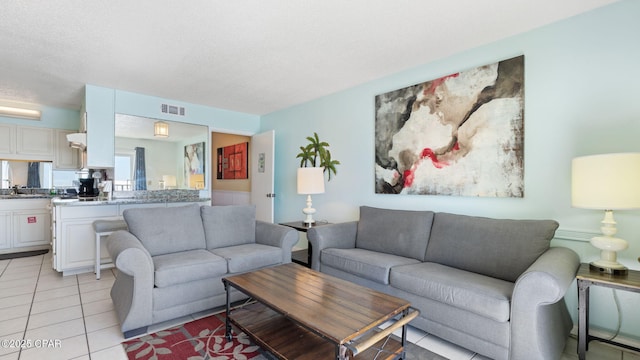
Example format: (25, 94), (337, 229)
(54, 129), (81, 169)
(0, 124), (15, 154)
(16, 126), (54, 159)
(0, 124), (54, 161)
(85, 85), (115, 168)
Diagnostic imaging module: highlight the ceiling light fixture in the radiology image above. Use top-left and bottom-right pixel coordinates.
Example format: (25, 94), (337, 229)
(154, 121), (169, 137)
(0, 105), (41, 120)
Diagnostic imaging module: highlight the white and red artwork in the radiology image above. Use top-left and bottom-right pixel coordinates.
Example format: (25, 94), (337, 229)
(375, 55), (524, 197)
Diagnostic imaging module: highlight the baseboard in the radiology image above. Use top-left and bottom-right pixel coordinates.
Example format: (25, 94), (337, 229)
(0, 249), (49, 260)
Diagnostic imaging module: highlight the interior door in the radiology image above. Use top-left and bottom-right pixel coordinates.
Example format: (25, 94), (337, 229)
(251, 130), (275, 222)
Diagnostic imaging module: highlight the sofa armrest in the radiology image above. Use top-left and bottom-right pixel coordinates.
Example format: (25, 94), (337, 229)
(510, 246), (580, 359)
(255, 221), (299, 263)
(307, 221), (358, 271)
(106, 230), (154, 334)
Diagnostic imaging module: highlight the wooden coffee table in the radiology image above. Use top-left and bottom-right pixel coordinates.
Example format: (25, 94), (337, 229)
(222, 263), (418, 360)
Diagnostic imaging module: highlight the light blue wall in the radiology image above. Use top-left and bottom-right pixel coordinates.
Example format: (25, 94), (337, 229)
(0, 106), (80, 130)
(261, 0), (640, 339)
(115, 90), (260, 133)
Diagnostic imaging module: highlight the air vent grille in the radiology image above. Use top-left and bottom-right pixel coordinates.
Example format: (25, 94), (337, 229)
(161, 104), (186, 116)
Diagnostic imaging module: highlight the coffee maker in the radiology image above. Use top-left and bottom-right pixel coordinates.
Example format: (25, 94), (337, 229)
(78, 178), (97, 198)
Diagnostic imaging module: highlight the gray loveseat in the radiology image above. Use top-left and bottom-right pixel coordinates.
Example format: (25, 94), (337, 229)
(307, 206), (580, 360)
(106, 203), (298, 338)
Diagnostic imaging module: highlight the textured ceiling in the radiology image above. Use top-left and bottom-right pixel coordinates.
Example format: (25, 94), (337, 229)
(0, 0), (619, 115)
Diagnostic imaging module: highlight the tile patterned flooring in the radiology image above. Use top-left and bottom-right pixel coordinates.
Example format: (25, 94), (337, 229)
(1, 253), (639, 360)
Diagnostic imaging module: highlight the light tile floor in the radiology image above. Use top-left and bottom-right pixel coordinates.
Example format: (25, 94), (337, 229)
(1, 253), (639, 360)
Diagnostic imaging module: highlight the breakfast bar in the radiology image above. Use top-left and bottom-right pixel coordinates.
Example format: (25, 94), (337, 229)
(51, 192), (209, 276)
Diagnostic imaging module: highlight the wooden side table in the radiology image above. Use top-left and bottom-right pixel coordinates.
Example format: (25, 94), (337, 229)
(576, 263), (640, 359)
(279, 221), (330, 268)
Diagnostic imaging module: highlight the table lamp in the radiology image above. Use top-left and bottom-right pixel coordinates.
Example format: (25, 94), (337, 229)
(297, 167), (325, 225)
(571, 153), (640, 275)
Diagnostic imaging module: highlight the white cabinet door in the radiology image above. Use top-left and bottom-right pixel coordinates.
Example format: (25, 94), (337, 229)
(54, 129), (81, 169)
(0, 211), (11, 250)
(16, 126), (54, 159)
(61, 220), (96, 270)
(12, 209), (51, 248)
(0, 124), (16, 155)
(56, 204), (118, 273)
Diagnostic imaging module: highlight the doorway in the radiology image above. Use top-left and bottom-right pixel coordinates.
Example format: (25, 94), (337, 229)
(210, 132), (251, 206)
(210, 130), (275, 222)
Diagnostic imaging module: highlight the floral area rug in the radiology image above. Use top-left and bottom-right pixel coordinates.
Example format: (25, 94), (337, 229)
(123, 311), (444, 360)
(123, 312), (272, 360)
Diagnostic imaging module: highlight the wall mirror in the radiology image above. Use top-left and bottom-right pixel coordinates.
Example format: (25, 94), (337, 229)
(114, 114), (208, 191)
(1, 160), (53, 189)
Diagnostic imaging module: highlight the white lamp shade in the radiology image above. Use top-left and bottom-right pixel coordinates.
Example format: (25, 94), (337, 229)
(297, 167), (325, 195)
(572, 153), (640, 210)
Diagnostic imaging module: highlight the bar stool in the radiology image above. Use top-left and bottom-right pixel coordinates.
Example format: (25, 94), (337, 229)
(92, 219), (128, 280)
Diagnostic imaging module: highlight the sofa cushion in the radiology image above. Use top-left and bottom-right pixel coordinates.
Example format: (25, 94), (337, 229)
(321, 248), (420, 285)
(424, 213), (559, 282)
(124, 203), (206, 256)
(152, 249), (228, 288)
(356, 206), (434, 261)
(211, 244), (282, 274)
(391, 262), (514, 323)
(201, 205), (256, 249)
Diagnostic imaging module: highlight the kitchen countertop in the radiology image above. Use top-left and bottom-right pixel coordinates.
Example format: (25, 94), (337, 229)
(51, 197), (211, 206)
(0, 194), (54, 200)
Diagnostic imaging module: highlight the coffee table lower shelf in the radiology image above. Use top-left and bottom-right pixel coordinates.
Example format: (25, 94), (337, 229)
(228, 303), (404, 360)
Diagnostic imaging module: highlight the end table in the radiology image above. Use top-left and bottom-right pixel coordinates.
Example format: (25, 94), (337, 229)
(576, 263), (640, 359)
(279, 221), (330, 268)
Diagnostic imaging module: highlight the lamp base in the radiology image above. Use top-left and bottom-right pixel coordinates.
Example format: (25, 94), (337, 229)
(302, 194), (316, 225)
(589, 261), (628, 275)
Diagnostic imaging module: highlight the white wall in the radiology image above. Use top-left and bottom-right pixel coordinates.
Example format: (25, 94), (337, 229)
(261, 0), (640, 340)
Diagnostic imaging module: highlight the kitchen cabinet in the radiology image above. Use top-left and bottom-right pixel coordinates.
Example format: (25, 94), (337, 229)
(0, 124), (55, 161)
(16, 126), (54, 159)
(0, 199), (51, 254)
(0, 211), (10, 250)
(13, 208), (51, 248)
(0, 124), (15, 154)
(84, 85), (115, 168)
(54, 129), (81, 169)
(52, 204), (118, 274)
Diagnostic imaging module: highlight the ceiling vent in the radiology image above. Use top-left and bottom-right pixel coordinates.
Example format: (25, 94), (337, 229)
(161, 104), (185, 116)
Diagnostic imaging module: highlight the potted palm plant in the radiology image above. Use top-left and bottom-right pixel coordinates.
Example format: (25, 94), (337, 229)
(296, 132), (340, 180)
(295, 133), (340, 224)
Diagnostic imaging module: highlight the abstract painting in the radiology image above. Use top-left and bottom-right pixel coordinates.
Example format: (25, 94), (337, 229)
(216, 142), (249, 179)
(185, 142), (205, 189)
(375, 55), (524, 197)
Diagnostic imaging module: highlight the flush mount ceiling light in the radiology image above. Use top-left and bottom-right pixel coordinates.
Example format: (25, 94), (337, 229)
(0, 105), (41, 120)
(154, 121), (169, 137)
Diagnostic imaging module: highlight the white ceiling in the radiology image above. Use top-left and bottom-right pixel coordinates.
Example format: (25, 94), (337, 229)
(0, 0), (619, 115)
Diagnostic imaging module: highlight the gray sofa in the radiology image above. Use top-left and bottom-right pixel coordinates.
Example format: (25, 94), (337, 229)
(307, 206), (580, 360)
(106, 203), (298, 338)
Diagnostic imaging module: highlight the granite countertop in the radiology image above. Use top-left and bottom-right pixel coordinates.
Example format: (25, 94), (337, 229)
(2, 189), (209, 206)
(0, 194), (54, 200)
(51, 197), (210, 206)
